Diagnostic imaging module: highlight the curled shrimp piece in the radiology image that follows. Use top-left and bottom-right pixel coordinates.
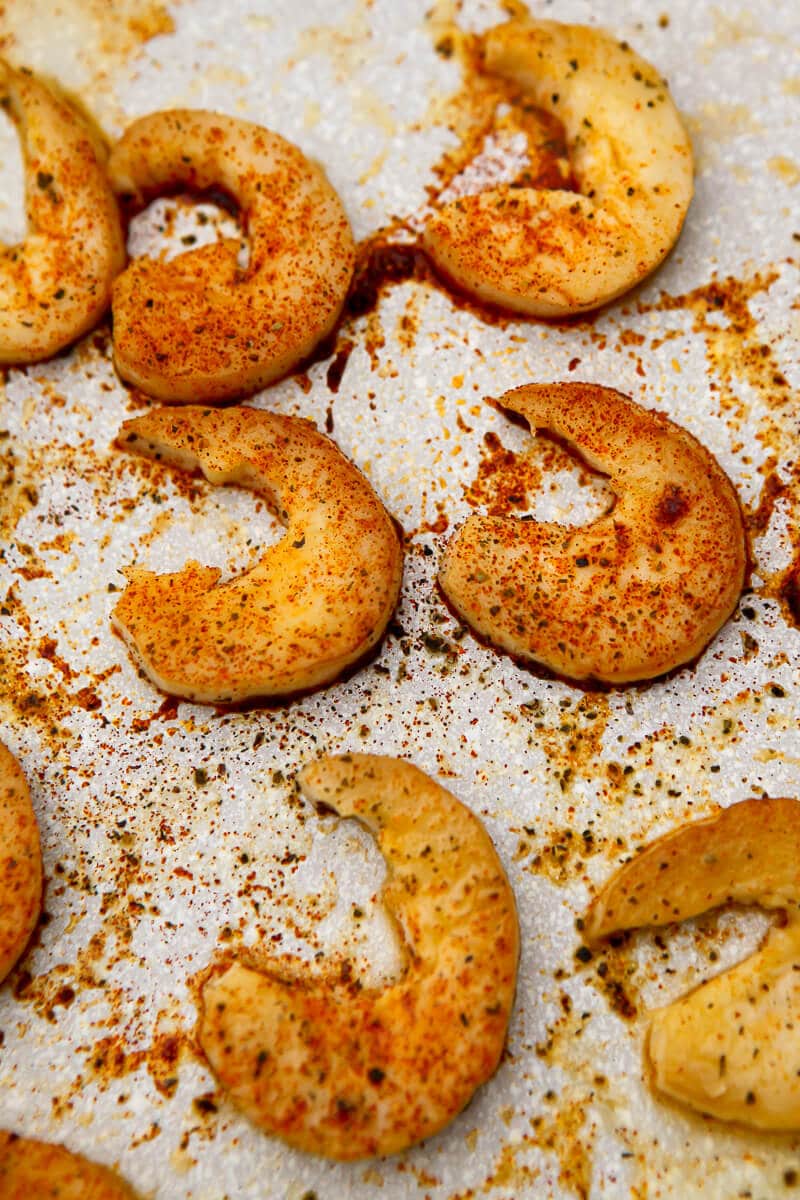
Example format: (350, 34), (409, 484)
(439, 382), (745, 684)
(0, 1132), (138, 1198)
(0, 741), (41, 983)
(423, 20), (693, 316)
(111, 406), (402, 704)
(0, 60), (125, 362)
(199, 754), (519, 1160)
(108, 110), (355, 403)
(585, 797), (800, 1130)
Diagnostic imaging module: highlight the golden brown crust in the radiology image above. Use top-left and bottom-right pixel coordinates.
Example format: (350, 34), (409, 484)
(0, 60), (125, 363)
(0, 742), (42, 983)
(439, 382), (746, 684)
(423, 19), (693, 316)
(108, 109), (355, 402)
(111, 406), (403, 703)
(199, 754), (519, 1160)
(0, 1132), (138, 1198)
(586, 798), (800, 1131)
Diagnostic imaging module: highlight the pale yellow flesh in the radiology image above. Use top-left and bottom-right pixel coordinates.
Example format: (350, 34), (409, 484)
(0, 1132), (138, 1199)
(0, 741), (42, 983)
(424, 19), (694, 316)
(586, 797), (800, 1130)
(111, 407), (403, 704)
(199, 754), (519, 1160)
(108, 109), (355, 402)
(0, 60), (125, 362)
(439, 382), (746, 684)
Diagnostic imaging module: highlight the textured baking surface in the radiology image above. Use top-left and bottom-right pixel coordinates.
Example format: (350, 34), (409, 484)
(0, 1), (798, 1197)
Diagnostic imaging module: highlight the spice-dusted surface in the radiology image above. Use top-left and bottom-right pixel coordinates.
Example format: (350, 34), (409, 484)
(0, 1), (799, 1197)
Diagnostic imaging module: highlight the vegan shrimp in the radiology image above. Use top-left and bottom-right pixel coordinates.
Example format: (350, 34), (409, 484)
(0, 60), (124, 362)
(108, 109), (355, 402)
(439, 382), (746, 684)
(111, 406), (402, 703)
(199, 755), (519, 1159)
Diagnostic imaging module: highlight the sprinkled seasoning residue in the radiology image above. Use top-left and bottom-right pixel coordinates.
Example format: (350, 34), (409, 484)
(464, 429), (544, 514)
(462, 425), (615, 524)
(0, 0), (798, 1197)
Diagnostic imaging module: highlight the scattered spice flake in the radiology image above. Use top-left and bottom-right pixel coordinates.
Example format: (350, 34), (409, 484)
(0, 443), (43, 540)
(0, 626), (120, 733)
(528, 1095), (595, 1200)
(396, 290), (423, 354)
(130, 695), (181, 732)
(586, 941), (639, 1022)
(519, 695), (613, 792)
(524, 824), (605, 886)
(639, 269), (788, 422)
(437, 1134), (541, 1199)
(756, 465), (800, 622)
(464, 429), (543, 515)
(84, 1019), (193, 1101)
(415, 499), (450, 537)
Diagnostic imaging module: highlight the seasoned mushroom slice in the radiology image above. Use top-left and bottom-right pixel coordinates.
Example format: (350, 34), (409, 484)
(112, 406), (402, 704)
(424, 19), (693, 316)
(199, 754), (519, 1159)
(439, 382), (746, 684)
(0, 741), (41, 982)
(586, 797), (800, 1130)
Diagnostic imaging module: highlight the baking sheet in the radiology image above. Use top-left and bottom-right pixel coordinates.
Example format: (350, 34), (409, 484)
(0, 1), (799, 1196)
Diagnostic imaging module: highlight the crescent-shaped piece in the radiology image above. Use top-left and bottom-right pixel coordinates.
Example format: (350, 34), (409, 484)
(585, 798), (800, 1130)
(111, 407), (402, 704)
(0, 1132), (138, 1199)
(199, 754), (519, 1160)
(439, 382), (746, 684)
(0, 741), (42, 982)
(108, 109), (355, 403)
(423, 20), (693, 316)
(0, 60), (125, 362)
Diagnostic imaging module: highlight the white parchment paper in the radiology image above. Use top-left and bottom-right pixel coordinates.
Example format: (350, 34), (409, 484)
(0, 2), (799, 1197)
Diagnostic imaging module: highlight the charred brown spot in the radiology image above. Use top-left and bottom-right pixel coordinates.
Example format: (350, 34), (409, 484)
(325, 340), (354, 393)
(654, 484), (689, 526)
(334, 1096), (357, 1123)
(780, 562), (800, 628)
(347, 242), (430, 317)
(748, 471), (787, 537)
